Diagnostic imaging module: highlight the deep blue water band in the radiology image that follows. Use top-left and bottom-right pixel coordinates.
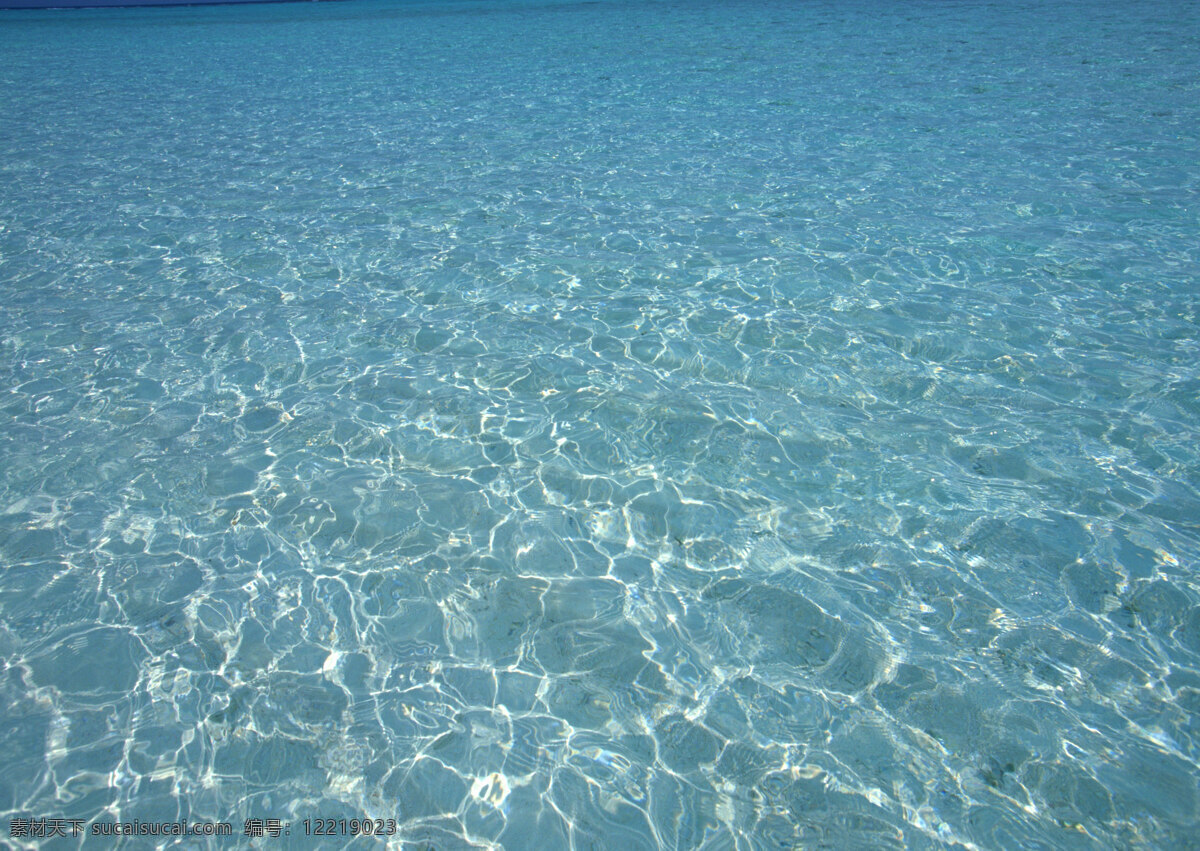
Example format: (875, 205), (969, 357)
(1, 0), (341, 8)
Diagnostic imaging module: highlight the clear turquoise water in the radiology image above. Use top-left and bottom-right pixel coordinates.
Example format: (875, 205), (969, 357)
(2, 0), (1199, 846)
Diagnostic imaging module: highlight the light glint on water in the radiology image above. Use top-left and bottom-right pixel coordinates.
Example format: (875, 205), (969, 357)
(1, 0), (1199, 846)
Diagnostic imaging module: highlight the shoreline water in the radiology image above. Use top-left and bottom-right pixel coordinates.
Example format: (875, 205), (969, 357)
(2, 0), (1198, 845)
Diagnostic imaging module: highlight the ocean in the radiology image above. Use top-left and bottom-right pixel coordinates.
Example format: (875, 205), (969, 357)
(1, 0), (1198, 846)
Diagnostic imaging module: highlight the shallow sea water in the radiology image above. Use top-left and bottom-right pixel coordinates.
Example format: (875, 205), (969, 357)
(2, 0), (1199, 846)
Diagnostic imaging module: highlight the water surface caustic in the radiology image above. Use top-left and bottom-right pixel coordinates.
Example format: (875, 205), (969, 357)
(2, 0), (1199, 846)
